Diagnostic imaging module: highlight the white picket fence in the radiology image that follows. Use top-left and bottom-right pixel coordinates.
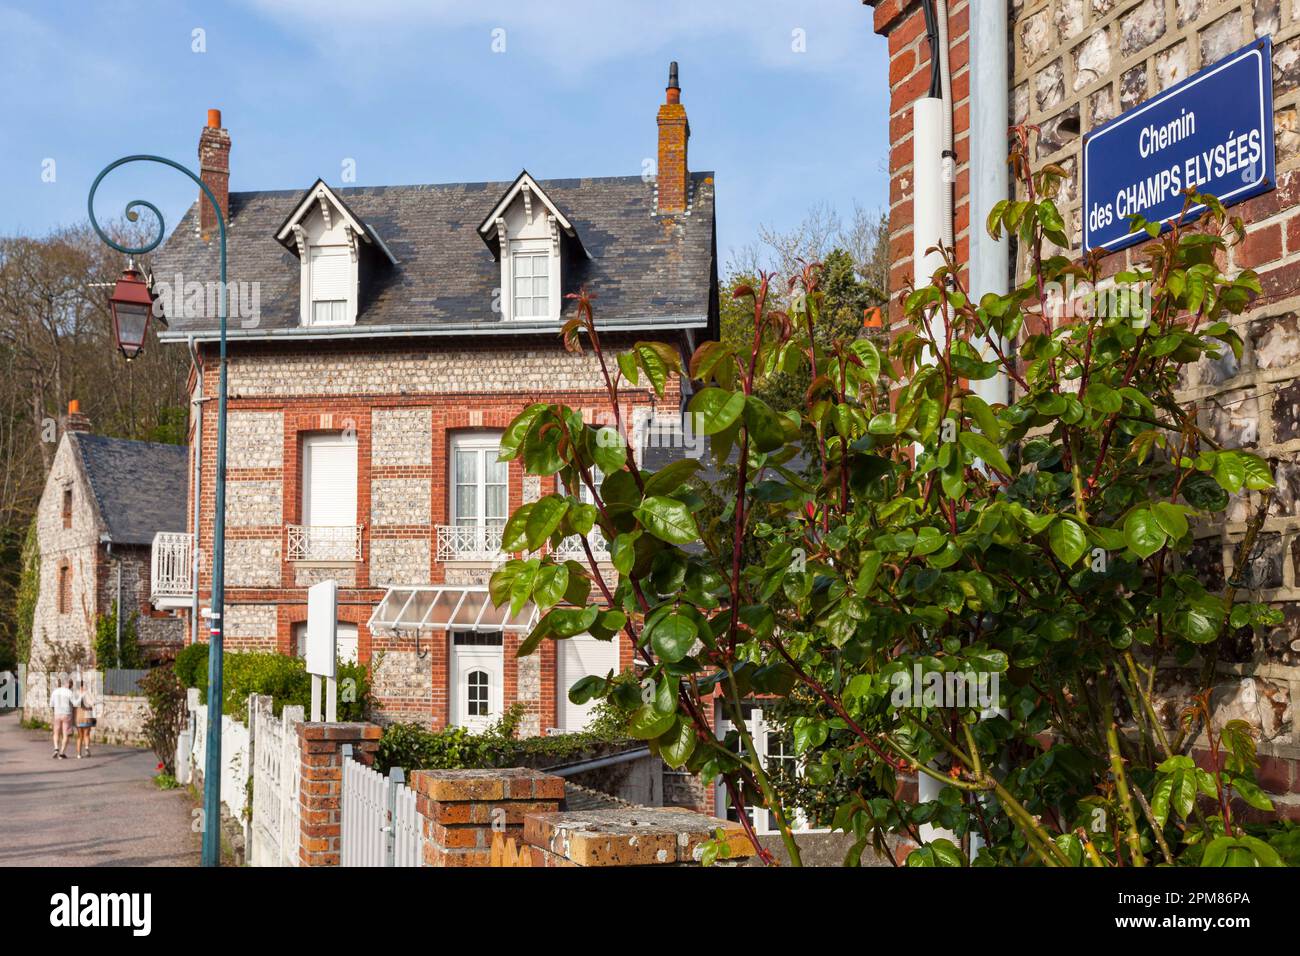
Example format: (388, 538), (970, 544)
(340, 748), (422, 867)
(249, 695), (305, 867)
(187, 690), (305, 866)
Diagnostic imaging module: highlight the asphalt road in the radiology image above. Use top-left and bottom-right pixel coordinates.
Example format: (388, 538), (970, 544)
(0, 711), (199, 866)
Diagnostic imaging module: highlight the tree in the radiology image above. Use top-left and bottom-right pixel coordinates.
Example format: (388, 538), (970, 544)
(0, 225), (189, 661)
(490, 141), (1290, 867)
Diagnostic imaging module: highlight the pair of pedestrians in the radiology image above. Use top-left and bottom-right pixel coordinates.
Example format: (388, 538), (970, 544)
(48, 678), (96, 759)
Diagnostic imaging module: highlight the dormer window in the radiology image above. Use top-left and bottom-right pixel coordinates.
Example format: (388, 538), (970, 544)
(478, 171), (587, 323)
(512, 243), (551, 319)
(275, 179), (397, 329)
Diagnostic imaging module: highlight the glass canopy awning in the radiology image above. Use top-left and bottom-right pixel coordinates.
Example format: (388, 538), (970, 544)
(366, 585), (538, 633)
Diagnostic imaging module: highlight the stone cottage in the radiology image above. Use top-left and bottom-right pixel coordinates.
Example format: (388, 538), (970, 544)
(151, 67), (718, 739)
(23, 402), (188, 722)
(863, 0), (1300, 808)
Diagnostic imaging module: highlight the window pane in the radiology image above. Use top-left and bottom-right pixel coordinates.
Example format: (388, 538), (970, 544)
(533, 277), (547, 296)
(532, 254), (548, 278)
(486, 485), (507, 521)
(456, 449), (478, 483)
(486, 454), (507, 483)
(514, 255), (532, 278)
(514, 276), (531, 297)
(515, 296), (532, 318)
(455, 485), (476, 523)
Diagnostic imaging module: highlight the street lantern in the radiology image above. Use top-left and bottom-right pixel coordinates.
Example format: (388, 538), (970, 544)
(107, 267), (153, 360)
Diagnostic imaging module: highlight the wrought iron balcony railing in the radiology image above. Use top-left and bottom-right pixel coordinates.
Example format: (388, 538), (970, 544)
(286, 524), (363, 562)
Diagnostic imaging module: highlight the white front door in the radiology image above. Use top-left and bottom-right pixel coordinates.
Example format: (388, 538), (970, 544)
(557, 633), (620, 732)
(450, 631), (503, 731)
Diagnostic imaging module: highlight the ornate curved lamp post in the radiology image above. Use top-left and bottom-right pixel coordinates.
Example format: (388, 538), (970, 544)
(88, 156), (229, 868)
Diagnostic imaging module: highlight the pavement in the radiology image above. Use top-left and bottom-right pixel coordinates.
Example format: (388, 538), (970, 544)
(0, 710), (199, 866)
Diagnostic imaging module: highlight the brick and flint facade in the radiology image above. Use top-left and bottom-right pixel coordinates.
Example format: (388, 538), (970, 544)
(866, 0), (1300, 808)
(155, 70), (718, 739)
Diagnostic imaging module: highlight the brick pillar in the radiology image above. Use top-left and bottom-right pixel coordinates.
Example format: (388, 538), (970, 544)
(297, 722), (382, 867)
(410, 768), (564, 867)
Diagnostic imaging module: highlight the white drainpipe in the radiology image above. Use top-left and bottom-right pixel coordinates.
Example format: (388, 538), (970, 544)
(966, 0), (1013, 860)
(970, 0), (1012, 409)
(912, 0), (957, 846)
(188, 336), (204, 647)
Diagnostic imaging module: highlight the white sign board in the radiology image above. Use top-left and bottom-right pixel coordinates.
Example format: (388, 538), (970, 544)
(305, 580), (338, 678)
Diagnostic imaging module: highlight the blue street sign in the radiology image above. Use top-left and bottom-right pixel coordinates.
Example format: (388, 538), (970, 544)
(1083, 37), (1275, 254)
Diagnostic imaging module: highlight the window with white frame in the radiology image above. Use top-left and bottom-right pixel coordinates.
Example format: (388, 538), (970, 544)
(714, 703), (825, 835)
(450, 434), (508, 530)
(308, 246), (351, 326)
(511, 244), (551, 319)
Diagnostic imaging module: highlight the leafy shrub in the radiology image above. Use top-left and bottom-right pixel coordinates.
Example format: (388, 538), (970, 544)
(487, 136), (1291, 867)
(140, 664), (187, 775)
(184, 645), (371, 722)
(374, 697), (633, 776)
(173, 642), (209, 689)
(93, 602), (141, 669)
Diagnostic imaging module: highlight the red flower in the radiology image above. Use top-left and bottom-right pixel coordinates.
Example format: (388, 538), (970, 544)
(156, 762), (165, 771)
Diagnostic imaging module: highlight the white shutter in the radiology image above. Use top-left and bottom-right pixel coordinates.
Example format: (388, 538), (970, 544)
(310, 247), (350, 301)
(294, 621), (358, 664)
(302, 436), (357, 527)
(336, 623), (358, 664)
(558, 634), (620, 731)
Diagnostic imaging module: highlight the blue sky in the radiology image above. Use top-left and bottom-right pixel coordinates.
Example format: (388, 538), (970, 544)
(0, 0), (889, 272)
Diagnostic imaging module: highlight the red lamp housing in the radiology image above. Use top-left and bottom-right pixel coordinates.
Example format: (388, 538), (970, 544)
(107, 267), (154, 361)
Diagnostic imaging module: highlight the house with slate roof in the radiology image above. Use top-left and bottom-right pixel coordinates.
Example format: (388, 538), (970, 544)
(23, 402), (188, 721)
(151, 65), (717, 737)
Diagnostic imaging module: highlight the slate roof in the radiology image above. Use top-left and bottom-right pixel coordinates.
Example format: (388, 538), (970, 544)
(72, 434), (189, 546)
(153, 172), (718, 341)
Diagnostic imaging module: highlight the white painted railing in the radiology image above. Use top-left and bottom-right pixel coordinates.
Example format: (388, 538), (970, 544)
(340, 750), (421, 867)
(553, 528), (611, 560)
(151, 531), (192, 600)
(286, 524), (363, 562)
(436, 523), (504, 561)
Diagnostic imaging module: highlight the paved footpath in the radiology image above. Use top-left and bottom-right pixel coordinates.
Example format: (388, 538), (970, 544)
(0, 711), (199, 866)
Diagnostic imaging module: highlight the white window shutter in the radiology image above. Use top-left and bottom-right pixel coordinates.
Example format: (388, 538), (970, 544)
(302, 436), (357, 527)
(310, 247), (350, 302)
(558, 634), (620, 731)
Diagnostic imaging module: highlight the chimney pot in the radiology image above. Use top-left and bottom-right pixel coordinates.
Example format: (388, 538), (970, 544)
(64, 401), (91, 434)
(207, 108), (222, 129)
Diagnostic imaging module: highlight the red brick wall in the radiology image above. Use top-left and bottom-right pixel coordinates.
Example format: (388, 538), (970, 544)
(874, 0), (973, 332)
(183, 337), (684, 731)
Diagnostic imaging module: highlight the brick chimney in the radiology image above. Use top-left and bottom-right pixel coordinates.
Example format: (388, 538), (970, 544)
(656, 62), (690, 214)
(63, 399), (91, 434)
(198, 108), (230, 240)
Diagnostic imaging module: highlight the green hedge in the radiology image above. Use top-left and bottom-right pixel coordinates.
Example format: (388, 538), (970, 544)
(374, 697), (633, 775)
(178, 644), (370, 722)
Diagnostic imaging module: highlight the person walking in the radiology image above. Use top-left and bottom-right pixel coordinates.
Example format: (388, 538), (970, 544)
(49, 678), (76, 759)
(73, 680), (96, 758)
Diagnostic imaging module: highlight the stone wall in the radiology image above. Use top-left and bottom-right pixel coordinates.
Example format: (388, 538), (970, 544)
(26, 436), (102, 693)
(1009, 0), (1300, 772)
(871, 0), (1300, 809)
